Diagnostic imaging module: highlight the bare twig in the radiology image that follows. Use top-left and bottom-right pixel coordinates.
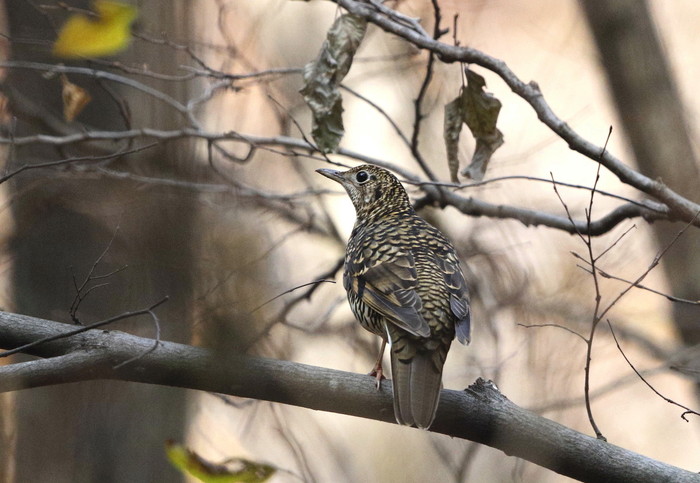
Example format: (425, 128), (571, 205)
(69, 228), (127, 324)
(594, 224), (636, 262)
(552, 161), (700, 439)
(0, 297), (169, 358)
(548, 132), (617, 440)
(340, 84), (412, 150)
(407, 0), (443, 181)
(596, 269), (700, 305)
(112, 308), (162, 369)
(265, 94), (346, 169)
(248, 258), (344, 346)
(250, 279), (337, 315)
(580, 161), (606, 441)
(595, 211), (700, 324)
(366, 0), (430, 38)
(517, 323), (587, 344)
(0, 142), (159, 185)
(531, 364), (669, 414)
(607, 320), (700, 422)
(411, 174), (668, 213)
(271, 406), (316, 483)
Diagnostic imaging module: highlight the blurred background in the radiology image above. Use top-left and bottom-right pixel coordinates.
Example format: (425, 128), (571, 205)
(0, 0), (699, 481)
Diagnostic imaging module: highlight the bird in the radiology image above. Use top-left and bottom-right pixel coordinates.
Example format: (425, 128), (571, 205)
(316, 164), (470, 429)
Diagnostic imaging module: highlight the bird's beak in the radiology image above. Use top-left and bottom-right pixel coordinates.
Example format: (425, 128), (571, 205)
(316, 168), (345, 184)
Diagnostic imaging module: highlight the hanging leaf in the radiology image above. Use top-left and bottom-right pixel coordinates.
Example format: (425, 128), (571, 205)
(442, 69), (504, 182)
(53, 0), (138, 59)
(61, 75), (92, 122)
(165, 441), (276, 483)
(444, 95), (465, 182)
(300, 13), (367, 153)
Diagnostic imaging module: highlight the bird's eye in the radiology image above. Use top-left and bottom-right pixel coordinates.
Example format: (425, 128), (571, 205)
(355, 171), (369, 183)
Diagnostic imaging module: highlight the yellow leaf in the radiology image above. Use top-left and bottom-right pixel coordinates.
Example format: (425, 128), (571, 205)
(53, 1), (138, 59)
(61, 75), (92, 122)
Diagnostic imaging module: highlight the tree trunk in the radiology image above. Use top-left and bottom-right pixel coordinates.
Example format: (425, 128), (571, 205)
(580, 0), (700, 355)
(3, 2), (199, 481)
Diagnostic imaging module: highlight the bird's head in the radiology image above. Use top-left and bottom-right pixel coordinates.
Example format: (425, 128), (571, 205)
(316, 165), (412, 221)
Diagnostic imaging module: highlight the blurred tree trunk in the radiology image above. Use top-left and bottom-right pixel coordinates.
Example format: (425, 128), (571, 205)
(3, 2), (199, 481)
(580, 1), (700, 354)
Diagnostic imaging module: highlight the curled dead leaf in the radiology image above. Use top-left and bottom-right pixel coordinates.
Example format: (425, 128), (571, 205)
(443, 68), (504, 182)
(61, 75), (92, 122)
(300, 13), (367, 153)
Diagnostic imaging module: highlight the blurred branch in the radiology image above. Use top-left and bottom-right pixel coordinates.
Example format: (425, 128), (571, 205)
(0, 125), (672, 235)
(0, 312), (697, 483)
(0, 61), (201, 128)
(0, 142), (158, 185)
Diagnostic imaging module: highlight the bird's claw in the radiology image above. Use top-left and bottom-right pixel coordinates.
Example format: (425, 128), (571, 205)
(368, 365), (385, 390)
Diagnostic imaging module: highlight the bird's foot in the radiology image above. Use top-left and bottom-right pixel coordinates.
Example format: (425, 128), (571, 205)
(368, 364), (385, 390)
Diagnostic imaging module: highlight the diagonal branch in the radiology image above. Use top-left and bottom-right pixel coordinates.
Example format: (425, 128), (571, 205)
(333, 0), (700, 224)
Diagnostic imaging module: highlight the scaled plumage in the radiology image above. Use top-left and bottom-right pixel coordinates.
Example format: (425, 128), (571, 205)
(317, 164), (470, 429)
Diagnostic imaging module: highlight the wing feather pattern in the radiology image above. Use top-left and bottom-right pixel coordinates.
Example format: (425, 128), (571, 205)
(344, 253), (431, 338)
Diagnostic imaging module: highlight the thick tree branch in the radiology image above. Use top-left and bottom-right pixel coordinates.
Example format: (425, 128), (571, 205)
(0, 312), (697, 483)
(415, 188), (670, 235)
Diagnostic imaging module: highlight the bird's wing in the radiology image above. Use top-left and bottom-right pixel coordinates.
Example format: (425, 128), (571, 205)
(437, 257), (471, 345)
(344, 253), (431, 338)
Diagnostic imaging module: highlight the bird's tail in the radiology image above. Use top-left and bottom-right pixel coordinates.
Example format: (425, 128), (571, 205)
(390, 348), (444, 430)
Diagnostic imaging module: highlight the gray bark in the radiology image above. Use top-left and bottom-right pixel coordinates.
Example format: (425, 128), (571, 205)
(1, 312), (698, 483)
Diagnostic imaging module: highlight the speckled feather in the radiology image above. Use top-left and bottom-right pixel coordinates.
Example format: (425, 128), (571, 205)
(317, 165), (470, 429)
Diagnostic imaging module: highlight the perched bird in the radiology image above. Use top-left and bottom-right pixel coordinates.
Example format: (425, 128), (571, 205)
(317, 164), (470, 429)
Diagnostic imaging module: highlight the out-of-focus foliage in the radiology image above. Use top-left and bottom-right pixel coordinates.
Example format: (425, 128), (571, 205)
(53, 0), (137, 59)
(165, 441), (276, 483)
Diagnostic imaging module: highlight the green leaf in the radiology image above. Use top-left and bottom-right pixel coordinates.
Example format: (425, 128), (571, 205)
(300, 13), (367, 153)
(165, 441), (276, 483)
(442, 69), (504, 182)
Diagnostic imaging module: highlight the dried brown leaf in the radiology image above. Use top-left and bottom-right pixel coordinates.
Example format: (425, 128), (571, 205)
(300, 13), (367, 153)
(443, 69), (504, 181)
(61, 74), (91, 122)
